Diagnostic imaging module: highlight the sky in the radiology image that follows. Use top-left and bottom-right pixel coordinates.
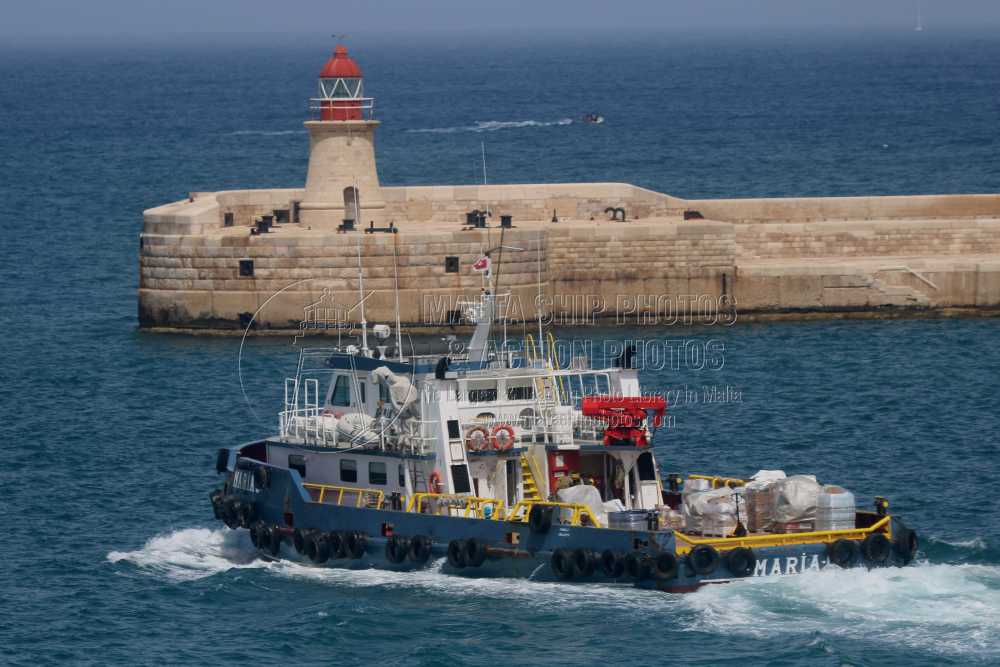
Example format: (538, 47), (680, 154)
(2, 0), (999, 45)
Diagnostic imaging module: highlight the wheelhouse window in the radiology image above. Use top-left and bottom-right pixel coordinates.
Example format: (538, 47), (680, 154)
(467, 381), (498, 403)
(340, 459), (357, 483)
(369, 461), (387, 485)
(507, 384), (534, 401)
(331, 376), (351, 407)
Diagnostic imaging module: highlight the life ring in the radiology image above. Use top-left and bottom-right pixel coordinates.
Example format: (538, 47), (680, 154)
(655, 552), (679, 579)
(465, 426), (491, 452)
(600, 550), (625, 577)
(490, 424), (516, 451)
(725, 547), (756, 577)
(862, 533), (892, 566)
(429, 470), (444, 494)
(689, 545), (720, 575)
(828, 539), (859, 568)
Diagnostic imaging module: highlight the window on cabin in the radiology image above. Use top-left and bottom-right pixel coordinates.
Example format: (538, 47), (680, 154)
(379, 382), (390, 404)
(288, 454), (306, 478)
(451, 465), (471, 493)
(507, 384), (534, 401)
(331, 376), (351, 407)
(358, 381), (366, 405)
(637, 452), (656, 481)
(369, 461), (387, 485)
(468, 383), (498, 402)
(398, 464), (405, 487)
(340, 459), (357, 483)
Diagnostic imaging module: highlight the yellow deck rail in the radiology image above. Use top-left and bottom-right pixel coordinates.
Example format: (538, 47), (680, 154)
(406, 493), (506, 519)
(687, 474), (746, 489)
(672, 515), (892, 555)
(303, 483), (385, 508)
(506, 500), (602, 528)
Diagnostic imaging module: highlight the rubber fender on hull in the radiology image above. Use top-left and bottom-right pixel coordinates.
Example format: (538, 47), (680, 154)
(215, 449), (229, 474)
(827, 538), (860, 568)
(689, 545), (720, 575)
(237, 501), (257, 528)
(385, 535), (410, 564)
(624, 552), (641, 578)
(249, 521), (263, 548)
(572, 549), (596, 577)
(447, 540), (467, 568)
(464, 539), (488, 567)
(209, 490), (224, 520)
(601, 550), (625, 578)
(328, 531), (347, 559)
(345, 532), (367, 559)
(309, 532), (331, 563)
(551, 549), (574, 580)
(293, 528), (307, 555)
(266, 525), (282, 557)
(529, 505), (553, 534)
(725, 547), (755, 577)
(222, 497), (241, 529)
(257, 525), (272, 553)
(637, 557), (656, 580)
(862, 533), (892, 566)
(893, 526), (919, 565)
(253, 466), (270, 490)
(655, 552), (679, 580)
(408, 535), (432, 564)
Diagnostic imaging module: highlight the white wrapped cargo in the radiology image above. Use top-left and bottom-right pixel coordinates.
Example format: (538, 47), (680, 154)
(682, 487), (738, 536)
(815, 485), (856, 531)
(773, 475), (822, 524)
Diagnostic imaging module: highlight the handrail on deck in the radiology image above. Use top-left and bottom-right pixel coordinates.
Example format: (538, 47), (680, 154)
(672, 515), (892, 554)
(406, 493), (505, 519)
(687, 473), (747, 489)
(303, 482), (384, 508)
(506, 500), (602, 528)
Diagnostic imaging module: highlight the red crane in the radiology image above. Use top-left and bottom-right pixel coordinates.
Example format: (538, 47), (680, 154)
(580, 396), (667, 447)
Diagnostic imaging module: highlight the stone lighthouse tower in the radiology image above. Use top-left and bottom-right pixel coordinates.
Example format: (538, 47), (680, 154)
(299, 45), (386, 227)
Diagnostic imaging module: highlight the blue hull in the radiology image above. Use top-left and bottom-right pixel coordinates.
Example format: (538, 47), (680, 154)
(215, 452), (916, 593)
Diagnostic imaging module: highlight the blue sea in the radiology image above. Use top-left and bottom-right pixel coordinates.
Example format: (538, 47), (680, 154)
(3, 31), (1000, 666)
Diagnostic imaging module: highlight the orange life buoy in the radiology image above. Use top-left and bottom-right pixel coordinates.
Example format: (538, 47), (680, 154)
(490, 423), (516, 451)
(429, 470), (444, 494)
(465, 426), (491, 452)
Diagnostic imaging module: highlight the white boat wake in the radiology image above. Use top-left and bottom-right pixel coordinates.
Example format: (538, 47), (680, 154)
(407, 118), (573, 134)
(109, 527), (1000, 659)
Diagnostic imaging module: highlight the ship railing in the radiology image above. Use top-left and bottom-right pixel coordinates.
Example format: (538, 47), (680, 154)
(406, 493), (506, 519)
(687, 473), (746, 489)
(303, 483), (384, 508)
(308, 96), (375, 120)
(279, 407), (337, 445)
(572, 416), (606, 443)
(672, 515), (892, 555)
(506, 500), (603, 528)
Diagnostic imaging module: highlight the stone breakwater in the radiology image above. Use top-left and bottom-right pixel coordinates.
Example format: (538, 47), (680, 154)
(139, 183), (1000, 332)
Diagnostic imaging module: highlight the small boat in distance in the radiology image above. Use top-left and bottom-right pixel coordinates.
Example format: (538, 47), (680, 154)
(582, 113), (604, 124)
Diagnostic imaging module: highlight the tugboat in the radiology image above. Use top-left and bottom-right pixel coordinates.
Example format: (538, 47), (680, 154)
(210, 261), (919, 592)
(582, 113), (604, 124)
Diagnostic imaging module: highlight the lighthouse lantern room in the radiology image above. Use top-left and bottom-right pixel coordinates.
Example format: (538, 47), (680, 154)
(312, 45), (373, 121)
(300, 44), (386, 227)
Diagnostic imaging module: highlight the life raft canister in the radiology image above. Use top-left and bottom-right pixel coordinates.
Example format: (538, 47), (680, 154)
(490, 424), (516, 451)
(465, 426), (491, 452)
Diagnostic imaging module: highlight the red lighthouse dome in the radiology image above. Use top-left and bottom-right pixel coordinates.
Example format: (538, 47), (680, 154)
(314, 45), (370, 121)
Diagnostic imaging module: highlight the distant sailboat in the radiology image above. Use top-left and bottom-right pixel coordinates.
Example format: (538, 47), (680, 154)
(915, 0), (924, 32)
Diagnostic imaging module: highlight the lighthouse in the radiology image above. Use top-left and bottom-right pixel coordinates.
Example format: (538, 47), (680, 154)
(299, 45), (386, 227)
